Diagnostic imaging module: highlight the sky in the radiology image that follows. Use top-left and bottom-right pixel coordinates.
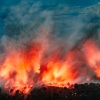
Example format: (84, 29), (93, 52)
(0, 0), (100, 47)
(0, 0), (100, 36)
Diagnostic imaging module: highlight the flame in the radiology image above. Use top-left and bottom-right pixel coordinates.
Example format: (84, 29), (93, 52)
(0, 28), (100, 95)
(0, 34), (77, 94)
(0, 28), (48, 94)
(40, 59), (74, 87)
(83, 40), (100, 78)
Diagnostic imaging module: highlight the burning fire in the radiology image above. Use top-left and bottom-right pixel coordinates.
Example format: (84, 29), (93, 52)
(0, 29), (100, 95)
(83, 40), (100, 78)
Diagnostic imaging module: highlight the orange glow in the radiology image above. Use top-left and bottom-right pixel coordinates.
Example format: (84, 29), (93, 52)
(83, 40), (100, 78)
(41, 61), (74, 87)
(0, 36), (77, 94)
(1, 28), (100, 95)
(0, 29), (48, 94)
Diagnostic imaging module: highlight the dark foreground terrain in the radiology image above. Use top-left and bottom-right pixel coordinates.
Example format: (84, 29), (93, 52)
(0, 83), (100, 100)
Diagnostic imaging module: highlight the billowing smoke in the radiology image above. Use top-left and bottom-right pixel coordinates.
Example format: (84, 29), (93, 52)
(0, 0), (100, 94)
